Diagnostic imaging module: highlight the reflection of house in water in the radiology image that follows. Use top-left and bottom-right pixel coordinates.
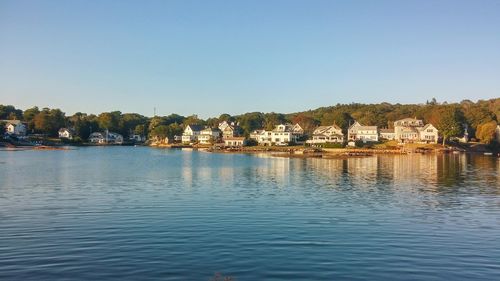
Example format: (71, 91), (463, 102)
(435, 153), (471, 188)
(247, 154), (292, 186)
(346, 157), (379, 187)
(390, 154), (439, 186)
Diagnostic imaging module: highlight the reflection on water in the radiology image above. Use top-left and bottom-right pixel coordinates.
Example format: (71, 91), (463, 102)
(0, 148), (499, 281)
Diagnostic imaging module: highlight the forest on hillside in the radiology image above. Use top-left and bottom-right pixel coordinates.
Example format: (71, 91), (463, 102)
(1, 98), (499, 144)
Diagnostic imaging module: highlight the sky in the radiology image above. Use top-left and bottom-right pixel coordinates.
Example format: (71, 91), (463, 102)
(0, 0), (499, 118)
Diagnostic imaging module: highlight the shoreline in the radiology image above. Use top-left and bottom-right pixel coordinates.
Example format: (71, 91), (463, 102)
(149, 142), (497, 158)
(2, 141), (497, 158)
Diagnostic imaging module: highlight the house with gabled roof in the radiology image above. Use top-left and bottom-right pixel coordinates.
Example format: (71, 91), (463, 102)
(253, 123), (304, 146)
(198, 127), (221, 144)
(348, 121), (378, 142)
(218, 121), (242, 139)
(58, 128), (75, 139)
(306, 124), (344, 144)
(182, 124), (204, 143)
(2, 120), (27, 136)
(394, 118), (438, 143)
(417, 124), (438, 144)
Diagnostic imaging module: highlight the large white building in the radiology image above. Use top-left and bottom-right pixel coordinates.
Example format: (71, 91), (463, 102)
(251, 123), (304, 146)
(2, 120), (27, 136)
(394, 118), (438, 144)
(181, 124), (204, 143)
(88, 131), (123, 144)
(198, 127), (221, 144)
(218, 121), (242, 139)
(306, 124), (344, 145)
(348, 121), (378, 142)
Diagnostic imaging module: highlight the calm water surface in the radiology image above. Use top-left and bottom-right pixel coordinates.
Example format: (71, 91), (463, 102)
(1, 147), (499, 280)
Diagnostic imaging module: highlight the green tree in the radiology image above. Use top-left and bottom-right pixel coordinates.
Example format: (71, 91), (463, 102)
(33, 108), (66, 136)
(97, 111), (121, 131)
(149, 123), (183, 140)
(69, 112), (96, 140)
(134, 124), (146, 136)
(291, 113), (319, 135)
(119, 113), (147, 137)
(150, 125), (169, 139)
(236, 112), (264, 135)
(476, 121), (497, 144)
(0, 105), (22, 120)
(435, 107), (464, 146)
(164, 114), (185, 125)
(23, 106), (40, 133)
(183, 114), (204, 126)
(0, 121), (6, 136)
(263, 112), (286, 130)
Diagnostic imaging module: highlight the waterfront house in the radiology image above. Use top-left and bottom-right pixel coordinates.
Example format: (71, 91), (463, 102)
(129, 134), (146, 142)
(306, 124), (344, 145)
(255, 123), (304, 146)
(198, 127), (221, 144)
(497, 125), (500, 143)
(224, 137), (246, 147)
(88, 131), (123, 144)
(2, 120), (27, 136)
(249, 129), (265, 142)
(89, 132), (105, 144)
(348, 121), (378, 142)
(379, 128), (395, 140)
(218, 121), (242, 139)
(418, 124), (439, 144)
(394, 117), (424, 143)
(182, 124), (204, 143)
(394, 118), (438, 144)
(58, 128), (75, 139)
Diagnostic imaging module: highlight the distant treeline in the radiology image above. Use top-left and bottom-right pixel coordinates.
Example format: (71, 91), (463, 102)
(1, 98), (499, 144)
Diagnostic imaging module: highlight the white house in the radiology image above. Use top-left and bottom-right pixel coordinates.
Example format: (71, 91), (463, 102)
(2, 120), (27, 136)
(198, 127), (221, 144)
(89, 132), (105, 143)
(379, 128), (395, 140)
(129, 134), (146, 142)
(218, 121), (242, 139)
(394, 118), (423, 142)
(224, 137), (246, 147)
(58, 128), (75, 139)
(394, 118), (438, 144)
(249, 130), (265, 141)
(306, 124), (344, 145)
(88, 131), (123, 144)
(110, 132), (123, 144)
(496, 125), (500, 143)
(348, 121), (378, 142)
(254, 123), (304, 146)
(418, 124), (439, 144)
(182, 124), (204, 143)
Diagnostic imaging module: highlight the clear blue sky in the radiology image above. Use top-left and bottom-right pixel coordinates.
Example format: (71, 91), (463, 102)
(1, 0), (499, 118)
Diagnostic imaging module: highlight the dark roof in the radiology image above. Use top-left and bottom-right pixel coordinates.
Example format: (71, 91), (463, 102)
(187, 124), (204, 131)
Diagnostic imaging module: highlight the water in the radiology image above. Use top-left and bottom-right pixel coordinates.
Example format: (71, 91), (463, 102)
(1, 147), (499, 280)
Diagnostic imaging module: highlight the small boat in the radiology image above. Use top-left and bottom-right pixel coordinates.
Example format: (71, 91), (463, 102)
(484, 152), (493, 156)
